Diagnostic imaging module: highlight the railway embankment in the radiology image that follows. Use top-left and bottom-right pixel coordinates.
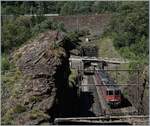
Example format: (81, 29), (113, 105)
(124, 66), (149, 115)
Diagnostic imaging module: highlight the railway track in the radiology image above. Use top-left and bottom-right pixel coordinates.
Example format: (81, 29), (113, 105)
(87, 75), (102, 116)
(93, 68), (138, 117)
(54, 64), (148, 125)
(79, 74), (102, 116)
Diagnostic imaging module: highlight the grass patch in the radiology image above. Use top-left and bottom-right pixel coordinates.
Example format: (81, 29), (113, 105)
(144, 88), (149, 97)
(2, 67), (23, 97)
(1, 108), (14, 125)
(29, 109), (49, 120)
(116, 63), (130, 84)
(13, 104), (26, 113)
(107, 63), (130, 84)
(123, 91), (129, 97)
(69, 69), (78, 88)
(96, 36), (130, 84)
(2, 104), (26, 125)
(1, 54), (10, 71)
(29, 96), (42, 102)
(97, 37), (122, 58)
(13, 51), (22, 62)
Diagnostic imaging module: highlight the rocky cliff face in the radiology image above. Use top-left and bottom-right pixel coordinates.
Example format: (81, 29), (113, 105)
(2, 31), (70, 125)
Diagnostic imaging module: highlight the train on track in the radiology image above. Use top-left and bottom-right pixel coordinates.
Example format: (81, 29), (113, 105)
(95, 68), (122, 107)
(83, 60), (95, 74)
(84, 65), (95, 74)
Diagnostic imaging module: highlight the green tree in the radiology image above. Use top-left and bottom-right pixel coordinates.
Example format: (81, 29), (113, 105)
(108, 1), (148, 60)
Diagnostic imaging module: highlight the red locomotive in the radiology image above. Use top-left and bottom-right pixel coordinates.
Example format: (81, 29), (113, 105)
(95, 69), (121, 107)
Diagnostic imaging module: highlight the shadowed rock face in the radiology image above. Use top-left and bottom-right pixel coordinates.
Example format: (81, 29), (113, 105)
(2, 31), (70, 125)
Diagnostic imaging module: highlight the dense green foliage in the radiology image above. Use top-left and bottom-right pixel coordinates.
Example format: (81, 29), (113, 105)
(2, 1), (148, 71)
(2, 16), (33, 53)
(1, 1), (58, 15)
(2, 1), (119, 15)
(2, 16), (66, 53)
(106, 1), (148, 68)
(1, 54), (11, 71)
(1, 16), (66, 72)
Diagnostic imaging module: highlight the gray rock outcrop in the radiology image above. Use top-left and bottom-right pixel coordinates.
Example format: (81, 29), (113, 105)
(2, 30), (70, 125)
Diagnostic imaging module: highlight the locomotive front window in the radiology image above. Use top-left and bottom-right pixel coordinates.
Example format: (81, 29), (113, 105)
(109, 90), (113, 95)
(106, 91), (109, 95)
(115, 90), (120, 95)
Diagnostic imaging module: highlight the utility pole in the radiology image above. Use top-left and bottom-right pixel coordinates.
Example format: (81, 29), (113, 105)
(4, 1), (7, 19)
(76, 1), (79, 32)
(77, 15), (79, 32)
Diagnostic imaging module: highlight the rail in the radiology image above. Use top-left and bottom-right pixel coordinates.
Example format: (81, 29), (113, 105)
(69, 57), (130, 64)
(55, 115), (149, 120)
(54, 115), (149, 124)
(79, 84), (144, 86)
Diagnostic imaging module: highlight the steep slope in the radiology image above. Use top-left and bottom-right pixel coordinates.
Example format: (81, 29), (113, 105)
(2, 31), (70, 125)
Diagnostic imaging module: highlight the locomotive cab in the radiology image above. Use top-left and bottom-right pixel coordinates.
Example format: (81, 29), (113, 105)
(106, 89), (121, 106)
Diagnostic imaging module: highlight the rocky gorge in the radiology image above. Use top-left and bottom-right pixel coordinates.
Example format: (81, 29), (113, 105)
(2, 30), (77, 125)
